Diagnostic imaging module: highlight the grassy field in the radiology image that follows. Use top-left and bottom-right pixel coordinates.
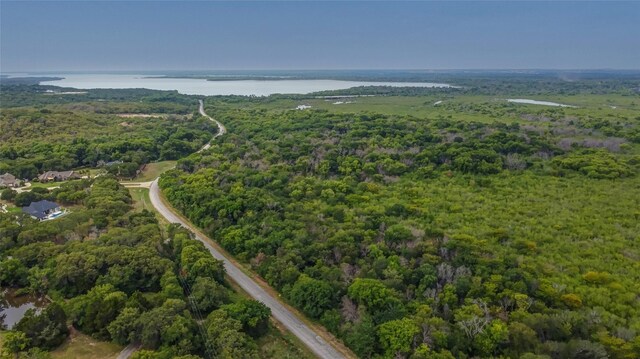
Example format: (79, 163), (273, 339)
(50, 331), (122, 359)
(7, 206), (22, 214)
(127, 187), (170, 229)
(257, 329), (315, 359)
(1, 199), (21, 214)
(128, 188), (154, 212)
(0, 200), (22, 213)
(133, 161), (176, 182)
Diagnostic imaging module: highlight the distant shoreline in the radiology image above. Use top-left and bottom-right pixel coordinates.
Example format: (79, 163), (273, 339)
(143, 75), (452, 83)
(23, 74), (455, 96)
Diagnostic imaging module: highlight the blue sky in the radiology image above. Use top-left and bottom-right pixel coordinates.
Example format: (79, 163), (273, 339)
(1, 1), (639, 71)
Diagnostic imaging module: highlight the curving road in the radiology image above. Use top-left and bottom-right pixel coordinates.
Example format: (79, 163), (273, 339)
(116, 343), (141, 359)
(197, 99), (226, 153)
(129, 100), (348, 359)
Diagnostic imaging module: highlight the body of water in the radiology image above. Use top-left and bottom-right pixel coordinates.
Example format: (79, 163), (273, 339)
(37, 74), (453, 96)
(507, 99), (577, 108)
(1, 288), (48, 329)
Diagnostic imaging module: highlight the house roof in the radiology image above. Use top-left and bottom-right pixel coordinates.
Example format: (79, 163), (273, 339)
(0, 173), (17, 185)
(22, 200), (60, 219)
(38, 171), (77, 180)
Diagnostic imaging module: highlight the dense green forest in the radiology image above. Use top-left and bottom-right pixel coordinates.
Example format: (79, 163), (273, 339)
(159, 94), (640, 358)
(0, 86), (216, 179)
(0, 176), (308, 358)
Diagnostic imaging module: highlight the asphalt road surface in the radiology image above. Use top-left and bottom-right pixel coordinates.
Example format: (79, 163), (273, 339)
(197, 99), (226, 153)
(116, 343), (141, 359)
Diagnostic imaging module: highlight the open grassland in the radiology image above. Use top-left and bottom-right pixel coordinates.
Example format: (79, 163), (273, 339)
(133, 161), (177, 182)
(257, 329), (316, 359)
(50, 331), (122, 359)
(127, 187), (170, 228)
(128, 187), (154, 212)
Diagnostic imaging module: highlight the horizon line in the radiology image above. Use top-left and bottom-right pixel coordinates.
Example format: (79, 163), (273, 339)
(3, 68), (640, 74)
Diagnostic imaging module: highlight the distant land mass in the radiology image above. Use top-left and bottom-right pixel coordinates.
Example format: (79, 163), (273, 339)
(142, 69), (640, 83)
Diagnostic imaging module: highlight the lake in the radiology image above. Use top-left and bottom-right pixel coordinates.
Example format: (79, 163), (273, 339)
(0, 288), (48, 330)
(507, 99), (577, 108)
(38, 74), (453, 96)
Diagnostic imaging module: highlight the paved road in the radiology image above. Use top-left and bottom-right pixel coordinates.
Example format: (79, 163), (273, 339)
(116, 343), (141, 359)
(197, 99), (226, 153)
(14, 183), (60, 193)
(127, 100), (347, 359)
(121, 181), (152, 189)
